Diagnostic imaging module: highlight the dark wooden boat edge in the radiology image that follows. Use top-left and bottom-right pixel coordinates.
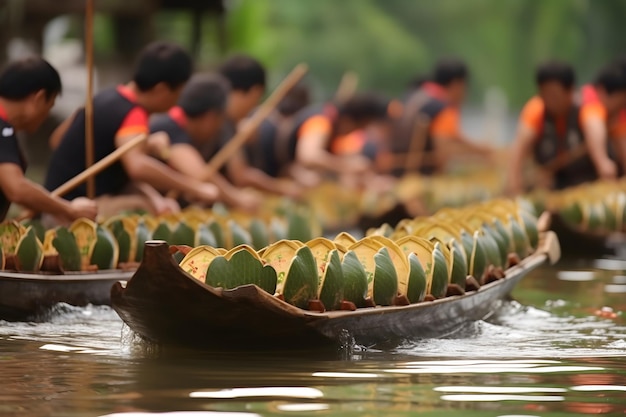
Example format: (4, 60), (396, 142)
(545, 211), (624, 258)
(0, 269), (134, 321)
(111, 231), (560, 350)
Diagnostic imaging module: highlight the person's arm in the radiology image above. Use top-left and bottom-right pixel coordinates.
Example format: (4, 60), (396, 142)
(166, 143), (260, 211)
(226, 149), (302, 198)
(431, 107), (493, 157)
(0, 163), (97, 221)
(506, 123), (536, 195)
(115, 134), (218, 204)
(49, 110), (78, 150)
(581, 105), (618, 180)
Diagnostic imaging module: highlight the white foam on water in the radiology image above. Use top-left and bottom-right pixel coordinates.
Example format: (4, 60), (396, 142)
(557, 270), (595, 281)
(604, 284), (626, 293)
(100, 413), (262, 417)
(569, 385), (626, 391)
(189, 387), (324, 399)
(434, 386), (567, 393)
(440, 394), (564, 402)
(276, 403), (330, 411)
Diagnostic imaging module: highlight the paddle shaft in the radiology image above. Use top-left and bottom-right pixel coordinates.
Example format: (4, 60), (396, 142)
(84, 0), (96, 199)
(404, 114), (431, 173)
(51, 133), (148, 197)
(201, 63), (309, 181)
(334, 71), (359, 104)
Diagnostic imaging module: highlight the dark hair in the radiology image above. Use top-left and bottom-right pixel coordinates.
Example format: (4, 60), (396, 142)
(595, 63), (626, 94)
(178, 73), (230, 118)
(0, 56), (61, 100)
(133, 41), (193, 92)
(433, 57), (468, 86)
(535, 60), (575, 89)
(339, 92), (390, 124)
(277, 83), (310, 116)
(218, 54), (266, 92)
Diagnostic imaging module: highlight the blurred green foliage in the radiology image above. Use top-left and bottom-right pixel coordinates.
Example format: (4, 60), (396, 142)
(214, 0), (626, 108)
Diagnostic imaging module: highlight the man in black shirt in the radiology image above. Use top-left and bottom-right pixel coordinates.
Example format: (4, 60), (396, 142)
(45, 42), (218, 217)
(0, 57), (97, 222)
(149, 74), (259, 211)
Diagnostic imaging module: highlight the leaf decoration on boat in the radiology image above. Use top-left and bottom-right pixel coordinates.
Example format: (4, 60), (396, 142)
(206, 245), (277, 294)
(52, 227), (82, 271)
(15, 226), (43, 272)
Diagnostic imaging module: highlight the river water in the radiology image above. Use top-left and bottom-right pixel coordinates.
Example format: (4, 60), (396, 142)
(1, 255), (625, 417)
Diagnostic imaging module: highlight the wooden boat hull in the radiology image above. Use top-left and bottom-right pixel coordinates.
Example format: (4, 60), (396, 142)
(0, 270), (133, 321)
(111, 232), (559, 350)
(548, 212), (624, 258)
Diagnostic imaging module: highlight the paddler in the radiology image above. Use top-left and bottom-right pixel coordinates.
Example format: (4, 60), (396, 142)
(149, 74), (260, 212)
(0, 57), (97, 222)
(391, 58), (494, 176)
(214, 55), (301, 198)
(579, 62), (626, 176)
(247, 83), (311, 179)
(44, 41), (218, 217)
(507, 61), (601, 193)
(289, 92), (393, 186)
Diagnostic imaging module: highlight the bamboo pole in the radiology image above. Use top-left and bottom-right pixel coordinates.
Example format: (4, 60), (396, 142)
(334, 71), (359, 104)
(404, 114), (431, 173)
(84, 0), (96, 198)
(51, 134), (148, 197)
(200, 63), (309, 181)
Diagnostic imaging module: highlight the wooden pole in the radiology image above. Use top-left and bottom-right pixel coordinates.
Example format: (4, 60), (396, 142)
(51, 134), (148, 197)
(200, 63), (309, 181)
(404, 114), (431, 173)
(84, 0), (96, 198)
(334, 71), (359, 104)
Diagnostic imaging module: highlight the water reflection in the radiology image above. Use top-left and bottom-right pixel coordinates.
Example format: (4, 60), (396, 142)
(0, 260), (625, 416)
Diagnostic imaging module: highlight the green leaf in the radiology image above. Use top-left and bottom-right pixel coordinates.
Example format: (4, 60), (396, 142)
(430, 242), (449, 299)
(108, 220), (130, 263)
(152, 222), (172, 242)
(318, 249), (344, 310)
(286, 210), (313, 242)
(208, 221), (225, 248)
(205, 249), (277, 294)
(21, 219), (45, 242)
(196, 224), (217, 247)
(171, 222), (195, 246)
(249, 219), (269, 250)
(229, 221), (252, 248)
(90, 226), (117, 270)
(341, 250), (368, 308)
(373, 247), (398, 306)
(519, 211), (539, 250)
(52, 227), (82, 271)
(283, 246), (318, 309)
(134, 220), (152, 262)
(407, 253), (426, 303)
(448, 240), (467, 289)
(15, 227), (42, 272)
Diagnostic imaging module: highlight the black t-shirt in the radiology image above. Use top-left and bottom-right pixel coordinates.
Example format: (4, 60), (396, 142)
(44, 87), (142, 199)
(0, 117), (27, 220)
(149, 111), (190, 147)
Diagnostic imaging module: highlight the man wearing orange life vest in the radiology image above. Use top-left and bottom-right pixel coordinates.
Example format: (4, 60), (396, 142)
(290, 93), (393, 187)
(390, 58), (494, 176)
(579, 62), (626, 176)
(507, 62), (626, 194)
